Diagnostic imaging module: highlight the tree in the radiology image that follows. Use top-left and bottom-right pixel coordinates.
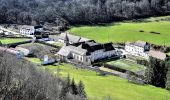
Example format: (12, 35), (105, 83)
(166, 61), (170, 90)
(145, 57), (167, 88)
(70, 78), (78, 95)
(78, 80), (87, 99)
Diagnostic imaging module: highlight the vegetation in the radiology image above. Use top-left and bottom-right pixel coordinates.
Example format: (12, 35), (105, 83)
(19, 43), (58, 59)
(145, 57), (167, 88)
(0, 52), (85, 100)
(0, 0), (170, 25)
(27, 57), (170, 100)
(106, 59), (145, 72)
(0, 38), (29, 44)
(69, 16), (170, 46)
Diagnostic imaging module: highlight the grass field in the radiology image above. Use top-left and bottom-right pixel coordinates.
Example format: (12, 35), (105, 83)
(69, 16), (170, 46)
(107, 59), (146, 72)
(27, 57), (170, 100)
(0, 38), (30, 44)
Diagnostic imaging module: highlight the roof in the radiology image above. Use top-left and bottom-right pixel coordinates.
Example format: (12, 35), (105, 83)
(15, 47), (30, 56)
(34, 26), (43, 29)
(71, 41), (115, 55)
(126, 41), (147, 47)
(59, 33), (90, 43)
(0, 47), (19, 55)
(149, 50), (167, 60)
(57, 46), (71, 57)
(57, 45), (87, 56)
(20, 25), (34, 30)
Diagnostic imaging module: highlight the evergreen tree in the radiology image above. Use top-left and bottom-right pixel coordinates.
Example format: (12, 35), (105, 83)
(60, 74), (71, 99)
(70, 78), (78, 95)
(166, 61), (170, 90)
(78, 80), (87, 99)
(145, 57), (167, 88)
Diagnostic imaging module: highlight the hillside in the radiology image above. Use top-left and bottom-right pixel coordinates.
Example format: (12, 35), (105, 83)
(27, 58), (170, 100)
(0, 0), (170, 26)
(69, 16), (170, 46)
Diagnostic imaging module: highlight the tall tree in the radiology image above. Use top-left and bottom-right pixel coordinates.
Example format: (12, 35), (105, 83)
(145, 57), (167, 88)
(78, 80), (87, 99)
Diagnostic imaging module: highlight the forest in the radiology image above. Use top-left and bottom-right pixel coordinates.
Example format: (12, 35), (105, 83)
(0, 52), (86, 100)
(0, 0), (170, 26)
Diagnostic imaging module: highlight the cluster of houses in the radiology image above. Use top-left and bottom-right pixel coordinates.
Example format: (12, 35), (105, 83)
(0, 24), (168, 66)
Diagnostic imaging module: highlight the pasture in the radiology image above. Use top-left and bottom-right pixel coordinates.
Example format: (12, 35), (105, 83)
(0, 38), (30, 44)
(69, 16), (170, 46)
(27, 57), (170, 100)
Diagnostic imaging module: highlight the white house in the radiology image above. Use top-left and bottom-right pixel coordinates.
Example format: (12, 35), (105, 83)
(57, 40), (116, 65)
(20, 25), (34, 35)
(125, 41), (150, 59)
(20, 25), (43, 36)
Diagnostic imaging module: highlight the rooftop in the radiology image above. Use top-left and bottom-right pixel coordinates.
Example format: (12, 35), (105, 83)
(126, 41), (148, 47)
(59, 32), (90, 43)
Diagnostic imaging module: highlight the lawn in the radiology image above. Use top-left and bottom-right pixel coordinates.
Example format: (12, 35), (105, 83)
(69, 16), (170, 46)
(0, 38), (30, 44)
(107, 59), (146, 72)
(26, 57), (170, 100)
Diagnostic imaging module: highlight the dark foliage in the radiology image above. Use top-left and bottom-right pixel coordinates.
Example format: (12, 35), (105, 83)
(0, 52), (85, 100)
(166, 61), (170, 90)
(145, 57), (168, 88)
(0, 0), (170, 25)
(60, 75), (86, 100)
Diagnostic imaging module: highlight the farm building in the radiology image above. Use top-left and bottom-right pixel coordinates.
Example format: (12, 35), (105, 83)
(20, 25), (43, 36)
(57, 32), (90, 44)
(57, 40), (116, 65)
(125, 41), (150, 59)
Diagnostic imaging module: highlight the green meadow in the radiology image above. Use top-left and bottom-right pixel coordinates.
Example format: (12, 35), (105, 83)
(69, 16), (170, 46)
(107, 59), (145, 72)
(0, 38), (30, 44)
(27, 57), (170, 100)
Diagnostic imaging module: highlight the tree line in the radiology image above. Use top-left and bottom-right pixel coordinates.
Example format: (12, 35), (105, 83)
(0, 51), (86, 100)
(0, 0), (170, 26)
(145, 57), (170, 91)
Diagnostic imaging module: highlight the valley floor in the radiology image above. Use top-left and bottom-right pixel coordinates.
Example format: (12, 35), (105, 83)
(69, 16), (170, 46)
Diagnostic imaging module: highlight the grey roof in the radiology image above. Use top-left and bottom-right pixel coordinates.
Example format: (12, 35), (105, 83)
(57, 45), (87, 56)
(126, 41), (147, 47)
(20, 25), (34, 31)
(15, 47), (30, 56)
(59, 32), (90, 43)
(57, 46), (71, 57)
(0, 47), (19, 55)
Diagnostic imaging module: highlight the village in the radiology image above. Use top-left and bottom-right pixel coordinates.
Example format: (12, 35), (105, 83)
(0, 24), (169, 83)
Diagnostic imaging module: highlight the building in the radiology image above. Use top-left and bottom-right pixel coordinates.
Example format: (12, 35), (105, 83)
(58, 32), (90, 44)
(57, 40), (116, 65)
(125, 41), (150, 59)
(20, 25), (43, 36)
(34, 32), (49, 39)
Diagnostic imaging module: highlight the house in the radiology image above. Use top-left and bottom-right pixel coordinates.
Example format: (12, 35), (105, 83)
(57, 40), (116, 65)
(57, 32), (90, 44)
(0, 47), (19, 55)
(15, 47), (32, 56)
(34, 32), (49, 39)
(20, 25), (43, 36)
(125, 41), (150, 59)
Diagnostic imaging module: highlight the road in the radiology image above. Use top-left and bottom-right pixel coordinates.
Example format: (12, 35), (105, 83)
(0, 26), (20, 35)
